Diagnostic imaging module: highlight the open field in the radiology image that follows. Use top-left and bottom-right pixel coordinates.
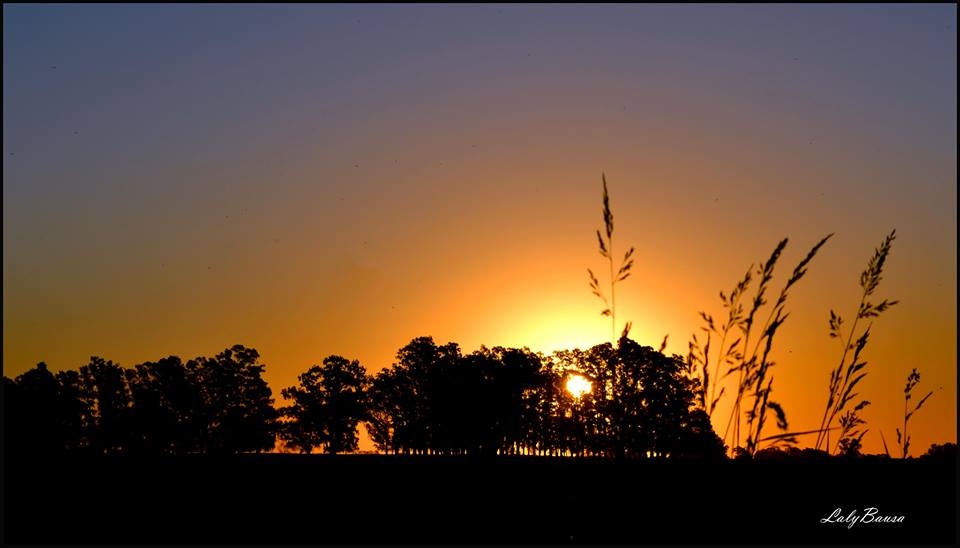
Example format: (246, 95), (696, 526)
(4, 454), (956, 544)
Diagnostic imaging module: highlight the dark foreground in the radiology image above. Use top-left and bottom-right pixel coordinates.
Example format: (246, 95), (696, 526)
(4, 454), (957, 544)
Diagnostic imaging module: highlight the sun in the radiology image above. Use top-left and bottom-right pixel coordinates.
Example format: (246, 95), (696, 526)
(565, 374), (593, 399)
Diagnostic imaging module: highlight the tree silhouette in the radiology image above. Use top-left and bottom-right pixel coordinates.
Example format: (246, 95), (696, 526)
(4, 363), (75, 455)
(433, 347), (493, 455)
(920, 442), (956, 462)
(363, 337), (449, 455)
(396, 337), (462, 454)
(593, 338), (724, 458)
(5, 339), (726, 459)
(485, 346), (544, 455)
(280, 356), (369, 454)
(528, 357), (566, 456)
(619, 338), (723, 458)
(188, 345), (277, 454)
(125, 356), (203, 454)
(362, 338), (588, 457)
(53, 369), (91, 452)
(553, 347), (603, 456)
(78, 357), (134, 454)
(365, 366), (403, 454)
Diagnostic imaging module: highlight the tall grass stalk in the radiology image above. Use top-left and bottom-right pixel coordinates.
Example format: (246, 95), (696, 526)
(814, 230), (898, 453)
(588, 173), (635, 345)
(689, 234), (832, 456)
(687, 266), (751, 417)
(895, 368), (934, 458)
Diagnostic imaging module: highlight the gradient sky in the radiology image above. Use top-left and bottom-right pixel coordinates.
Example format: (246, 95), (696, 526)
(4, 4), (956, 455)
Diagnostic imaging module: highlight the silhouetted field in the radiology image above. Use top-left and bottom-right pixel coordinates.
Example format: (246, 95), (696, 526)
(5, 454), (956, 544)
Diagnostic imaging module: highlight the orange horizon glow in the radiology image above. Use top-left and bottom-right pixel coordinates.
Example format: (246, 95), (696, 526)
(4, 4), (955, 457)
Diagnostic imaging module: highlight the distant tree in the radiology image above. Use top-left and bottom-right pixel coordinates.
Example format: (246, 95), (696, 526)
(521, 356), (564, 456)
(392, 336), (462, 455)
(365, 367), (402, 454)
(2, 376), (21, 445)
(4, 363), (71, 455)
(753, 446), (832, 461)
(366, 337), (544, 456)
(368, 339), (430, 455)
(6, 346), (283, 456)
(613, 337), (724, 458)
(188, 345), (277, 454)
(540, 338), (725, 459)
(486, 346), (545, 455)
(439, 348), (496, 455)
(55, 369), (92, 451)
(553, 347), (604, 456)
(78, 357), (134, 454)
(675, 408), (726, 459)
(753, 445), (790, 460)
(920, 442), (956, 462)
(280, 356), (369, 454)
(125, 356), (203, 454)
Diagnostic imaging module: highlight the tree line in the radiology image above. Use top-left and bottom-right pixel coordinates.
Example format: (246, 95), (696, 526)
(3, 336), (726, 459)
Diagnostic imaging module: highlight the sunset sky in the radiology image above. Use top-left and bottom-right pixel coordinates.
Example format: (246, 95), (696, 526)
(4, 4), (956, 455)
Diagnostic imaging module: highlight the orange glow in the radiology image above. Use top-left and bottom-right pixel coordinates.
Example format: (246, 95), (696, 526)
(2, 6), (955, 458)
(566, 374), (593, 399)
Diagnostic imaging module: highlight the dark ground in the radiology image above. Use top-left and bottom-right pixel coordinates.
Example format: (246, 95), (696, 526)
(3, 453), (957, 545)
